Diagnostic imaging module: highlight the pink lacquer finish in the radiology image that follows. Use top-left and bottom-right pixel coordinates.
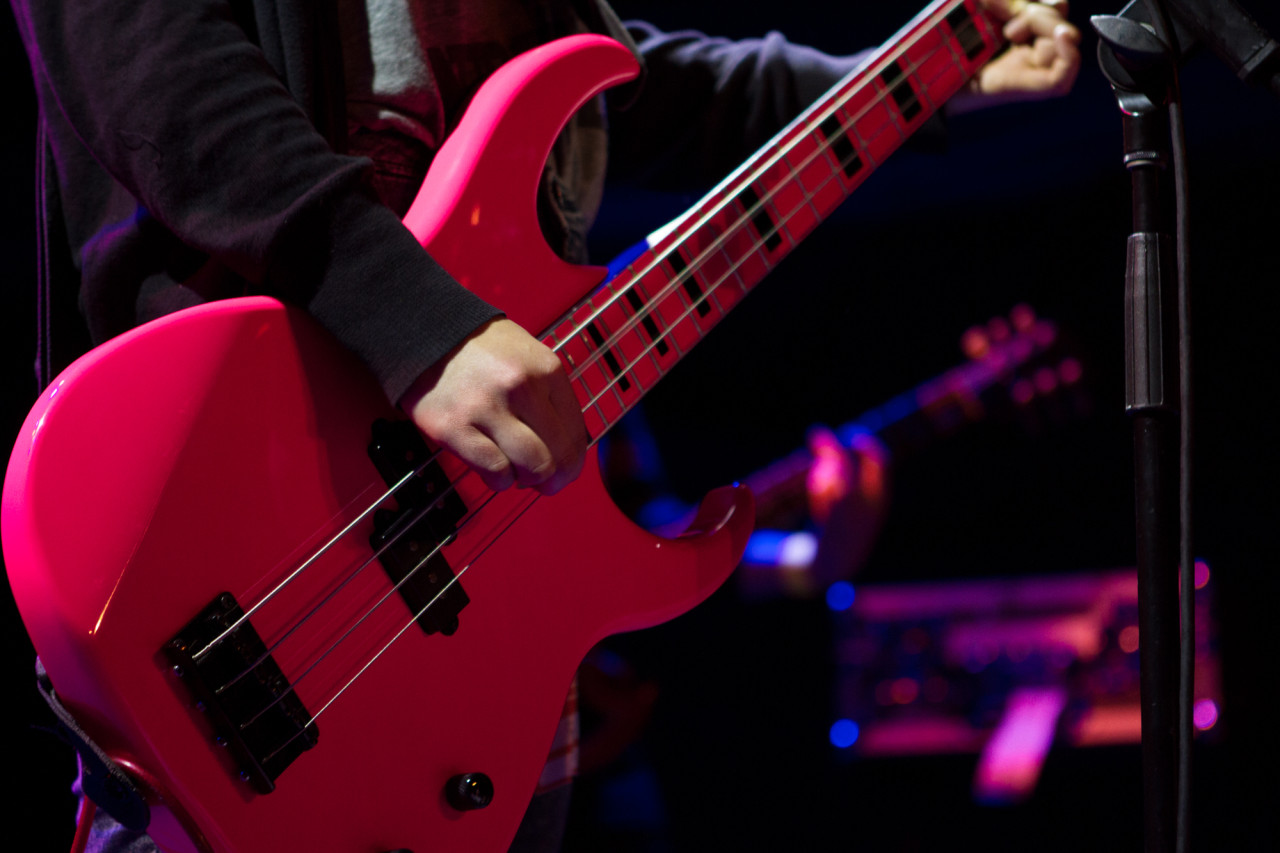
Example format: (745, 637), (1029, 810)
(2, 35), (752, 853)
(403, 34), (635, 333)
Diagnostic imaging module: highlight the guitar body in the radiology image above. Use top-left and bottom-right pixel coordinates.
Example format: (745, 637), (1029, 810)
(3, 36), (752, 853)
(7, 1), (1007, 846)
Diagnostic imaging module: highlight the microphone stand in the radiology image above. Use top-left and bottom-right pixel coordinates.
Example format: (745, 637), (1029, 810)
(1093, 14), (1181, 851)
(1092, 2), (1279, 850)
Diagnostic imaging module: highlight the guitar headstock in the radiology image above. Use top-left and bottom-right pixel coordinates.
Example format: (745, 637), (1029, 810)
(739, 305), (1092, 595)
(919, 303), (1090, 439)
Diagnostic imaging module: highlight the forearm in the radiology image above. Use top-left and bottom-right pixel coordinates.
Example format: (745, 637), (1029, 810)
(12, 0), (498, 403)
(608, 21), (874, 189)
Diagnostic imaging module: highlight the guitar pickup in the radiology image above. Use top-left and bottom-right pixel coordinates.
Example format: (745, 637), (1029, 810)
(166, 593), (318, 794)
(367, 419), (470, 636)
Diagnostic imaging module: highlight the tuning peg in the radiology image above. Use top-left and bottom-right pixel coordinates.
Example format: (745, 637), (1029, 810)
(987, 315), (1013, 344)
(961, 326), (990, 360)
(1010, 303), (1036, 333)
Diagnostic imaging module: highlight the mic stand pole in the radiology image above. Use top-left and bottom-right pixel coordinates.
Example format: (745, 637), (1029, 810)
(1093, 16), (1182, 853)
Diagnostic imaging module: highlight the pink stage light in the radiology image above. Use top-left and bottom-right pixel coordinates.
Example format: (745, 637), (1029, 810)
(973, 686), (1068, 805)
(1193, 699), (1219, 731)
(1058, 357), (1083, 385)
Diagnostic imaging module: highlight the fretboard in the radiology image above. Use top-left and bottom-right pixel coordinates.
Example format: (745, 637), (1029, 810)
(544, 0), (1004, 441)
(743, 313), (1065, 527)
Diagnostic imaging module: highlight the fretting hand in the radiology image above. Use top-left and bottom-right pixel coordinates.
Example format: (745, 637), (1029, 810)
(949, 0), (1082, 114)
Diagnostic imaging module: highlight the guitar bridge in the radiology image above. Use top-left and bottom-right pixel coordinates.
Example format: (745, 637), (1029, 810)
(166, 593), (318, 794)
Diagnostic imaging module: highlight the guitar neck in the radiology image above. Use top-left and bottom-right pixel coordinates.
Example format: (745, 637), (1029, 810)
(544, 0), (1003, 441)
(744, 317), (1062, 527)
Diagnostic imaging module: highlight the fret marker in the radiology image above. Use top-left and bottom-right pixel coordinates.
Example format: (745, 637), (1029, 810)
(945, 5), (986, 60)
(880, 61), (921, 122)
(818, 114), (863, 179)
(737, 186), (784, 252)
(667, 251), (712, 317)
(586, 322), (630, 392)
(625, 288), (670, 355)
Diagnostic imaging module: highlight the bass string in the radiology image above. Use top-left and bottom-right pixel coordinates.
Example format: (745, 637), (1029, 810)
(226, 164), (815, 718)
(560, 55), (968, 414)
(213, 474), (501, 702)
(263, 486), (544, 765)
(204, 0), (983, 734)
(191, 463), (425, 662)
(265, 171), (829, 716)
(554, 0), (975, 377)
(228, 0), (966, 651)
(236, 486), (513, 732)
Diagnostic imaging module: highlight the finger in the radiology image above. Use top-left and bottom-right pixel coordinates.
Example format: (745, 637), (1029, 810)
(538, 369), (589, 494)
(1004, 4), (1080, 44)
(987, 26), (1080, 97)
(847, 431), (891, 512)
(504, 373), (587, 495)
(1033, 33), (1060, 67)
(445, 425), (519, 492)
(480, 405), (557, 488)
(805, 426), (855, 524)
(981, 0), (1067, 24)
(1055, 21), (1083, 64)
(1043, 27), (1082, 93)
(1006, 53), (1078, 97)
(980, 0), (1026, 23)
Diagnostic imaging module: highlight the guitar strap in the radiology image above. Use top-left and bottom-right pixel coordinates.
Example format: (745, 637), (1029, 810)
(34, 658), (151, 833)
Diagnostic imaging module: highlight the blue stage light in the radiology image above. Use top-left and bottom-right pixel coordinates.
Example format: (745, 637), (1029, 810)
(830, 719), (860, 748)
(826, 581), (856, 611)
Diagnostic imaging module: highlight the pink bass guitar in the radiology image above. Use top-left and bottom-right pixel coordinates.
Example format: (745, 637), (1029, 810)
(3, 3), (1001, 851)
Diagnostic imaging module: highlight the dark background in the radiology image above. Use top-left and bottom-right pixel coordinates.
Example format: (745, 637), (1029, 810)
(4, 1), (1279, 849)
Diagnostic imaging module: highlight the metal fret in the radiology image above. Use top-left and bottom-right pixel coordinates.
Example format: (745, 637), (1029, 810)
(550, 0), (1003, 441)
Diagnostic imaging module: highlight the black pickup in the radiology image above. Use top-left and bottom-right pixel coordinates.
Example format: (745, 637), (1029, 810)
(367, 418), (470, 636)
(166, 593), (318, 793)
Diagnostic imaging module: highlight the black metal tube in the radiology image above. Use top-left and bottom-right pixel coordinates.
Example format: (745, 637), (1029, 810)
(1121, 90), (1182, 853)
(1096, 28), (1183, 848)
(1133, 414), (1180, 853)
